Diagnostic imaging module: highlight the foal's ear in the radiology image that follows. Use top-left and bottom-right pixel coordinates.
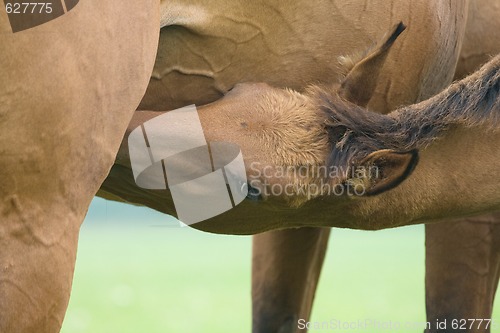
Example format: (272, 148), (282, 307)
(347, 149), (418, 196)
(339, 22), (406, 107)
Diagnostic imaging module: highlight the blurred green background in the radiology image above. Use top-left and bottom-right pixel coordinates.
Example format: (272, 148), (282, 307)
(60, 198), (499, 333)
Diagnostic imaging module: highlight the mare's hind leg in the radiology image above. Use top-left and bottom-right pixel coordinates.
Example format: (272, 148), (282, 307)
(252, 228), (331, 333)
(425, 215), (500, 333)
(0, 1), (158, 331)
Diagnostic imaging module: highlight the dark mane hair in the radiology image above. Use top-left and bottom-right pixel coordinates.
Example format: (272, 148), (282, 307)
(315, 53), (500, 169)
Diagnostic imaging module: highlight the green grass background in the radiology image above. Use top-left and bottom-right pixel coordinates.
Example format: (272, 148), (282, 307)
(60, 198), (500, 333)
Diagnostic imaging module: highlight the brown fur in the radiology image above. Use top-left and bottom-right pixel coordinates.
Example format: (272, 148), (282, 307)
(319, 54), (500, 172)
(0, 2), (159, 333)
(247, 88), (328, 167)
